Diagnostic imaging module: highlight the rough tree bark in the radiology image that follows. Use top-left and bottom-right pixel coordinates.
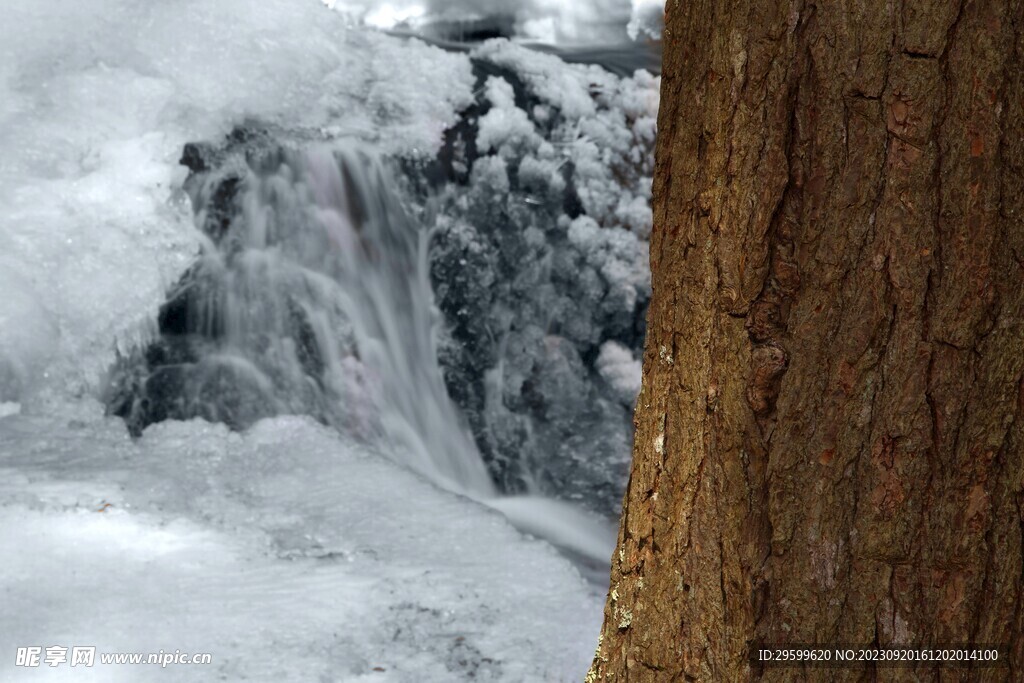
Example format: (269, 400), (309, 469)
(589, 0), (1024, 680)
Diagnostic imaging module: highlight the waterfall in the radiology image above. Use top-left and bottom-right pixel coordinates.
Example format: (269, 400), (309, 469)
(113, 143), (493, 496)
(109, 139), (614, 570)
(258, 146), (497, 497)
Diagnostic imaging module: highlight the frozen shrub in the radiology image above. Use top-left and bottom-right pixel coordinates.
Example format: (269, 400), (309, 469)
(419, 40), (659, 514)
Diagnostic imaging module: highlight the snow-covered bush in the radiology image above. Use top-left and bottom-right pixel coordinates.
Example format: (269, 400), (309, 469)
(422, 40), (658, 513)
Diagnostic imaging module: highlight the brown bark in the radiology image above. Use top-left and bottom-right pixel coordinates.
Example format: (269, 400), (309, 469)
(589, 0), (1024, 681)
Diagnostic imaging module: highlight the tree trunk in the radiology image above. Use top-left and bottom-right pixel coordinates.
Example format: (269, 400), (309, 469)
(589, 0), (1024, 680)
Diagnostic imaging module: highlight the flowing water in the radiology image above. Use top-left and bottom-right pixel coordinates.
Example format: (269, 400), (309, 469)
(109, 140), (614, 571)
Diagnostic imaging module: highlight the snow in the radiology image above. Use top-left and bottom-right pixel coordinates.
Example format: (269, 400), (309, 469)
(596, 341), (643, 405)
(0, 413), (604, 681)
(424, 39), (657, 511)
(477, 77), (544, 156)
(567, 216), (650, 314)
(472, 40), (658, 237)
(0, 0), (475, 408)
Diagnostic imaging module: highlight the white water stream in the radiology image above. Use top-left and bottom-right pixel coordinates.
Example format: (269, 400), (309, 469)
(184, 144), (613, 568)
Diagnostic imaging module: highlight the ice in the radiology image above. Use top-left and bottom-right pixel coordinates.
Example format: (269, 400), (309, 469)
(0, 414), (604, 681)
(0, 0), (475, 407)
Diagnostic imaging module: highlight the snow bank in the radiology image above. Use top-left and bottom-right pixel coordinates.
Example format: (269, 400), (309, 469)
(0, 0), (475, 408)
(0, 413), (603, 681)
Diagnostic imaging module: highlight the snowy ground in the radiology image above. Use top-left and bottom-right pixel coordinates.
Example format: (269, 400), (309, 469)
(0, 408), (603, 681)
